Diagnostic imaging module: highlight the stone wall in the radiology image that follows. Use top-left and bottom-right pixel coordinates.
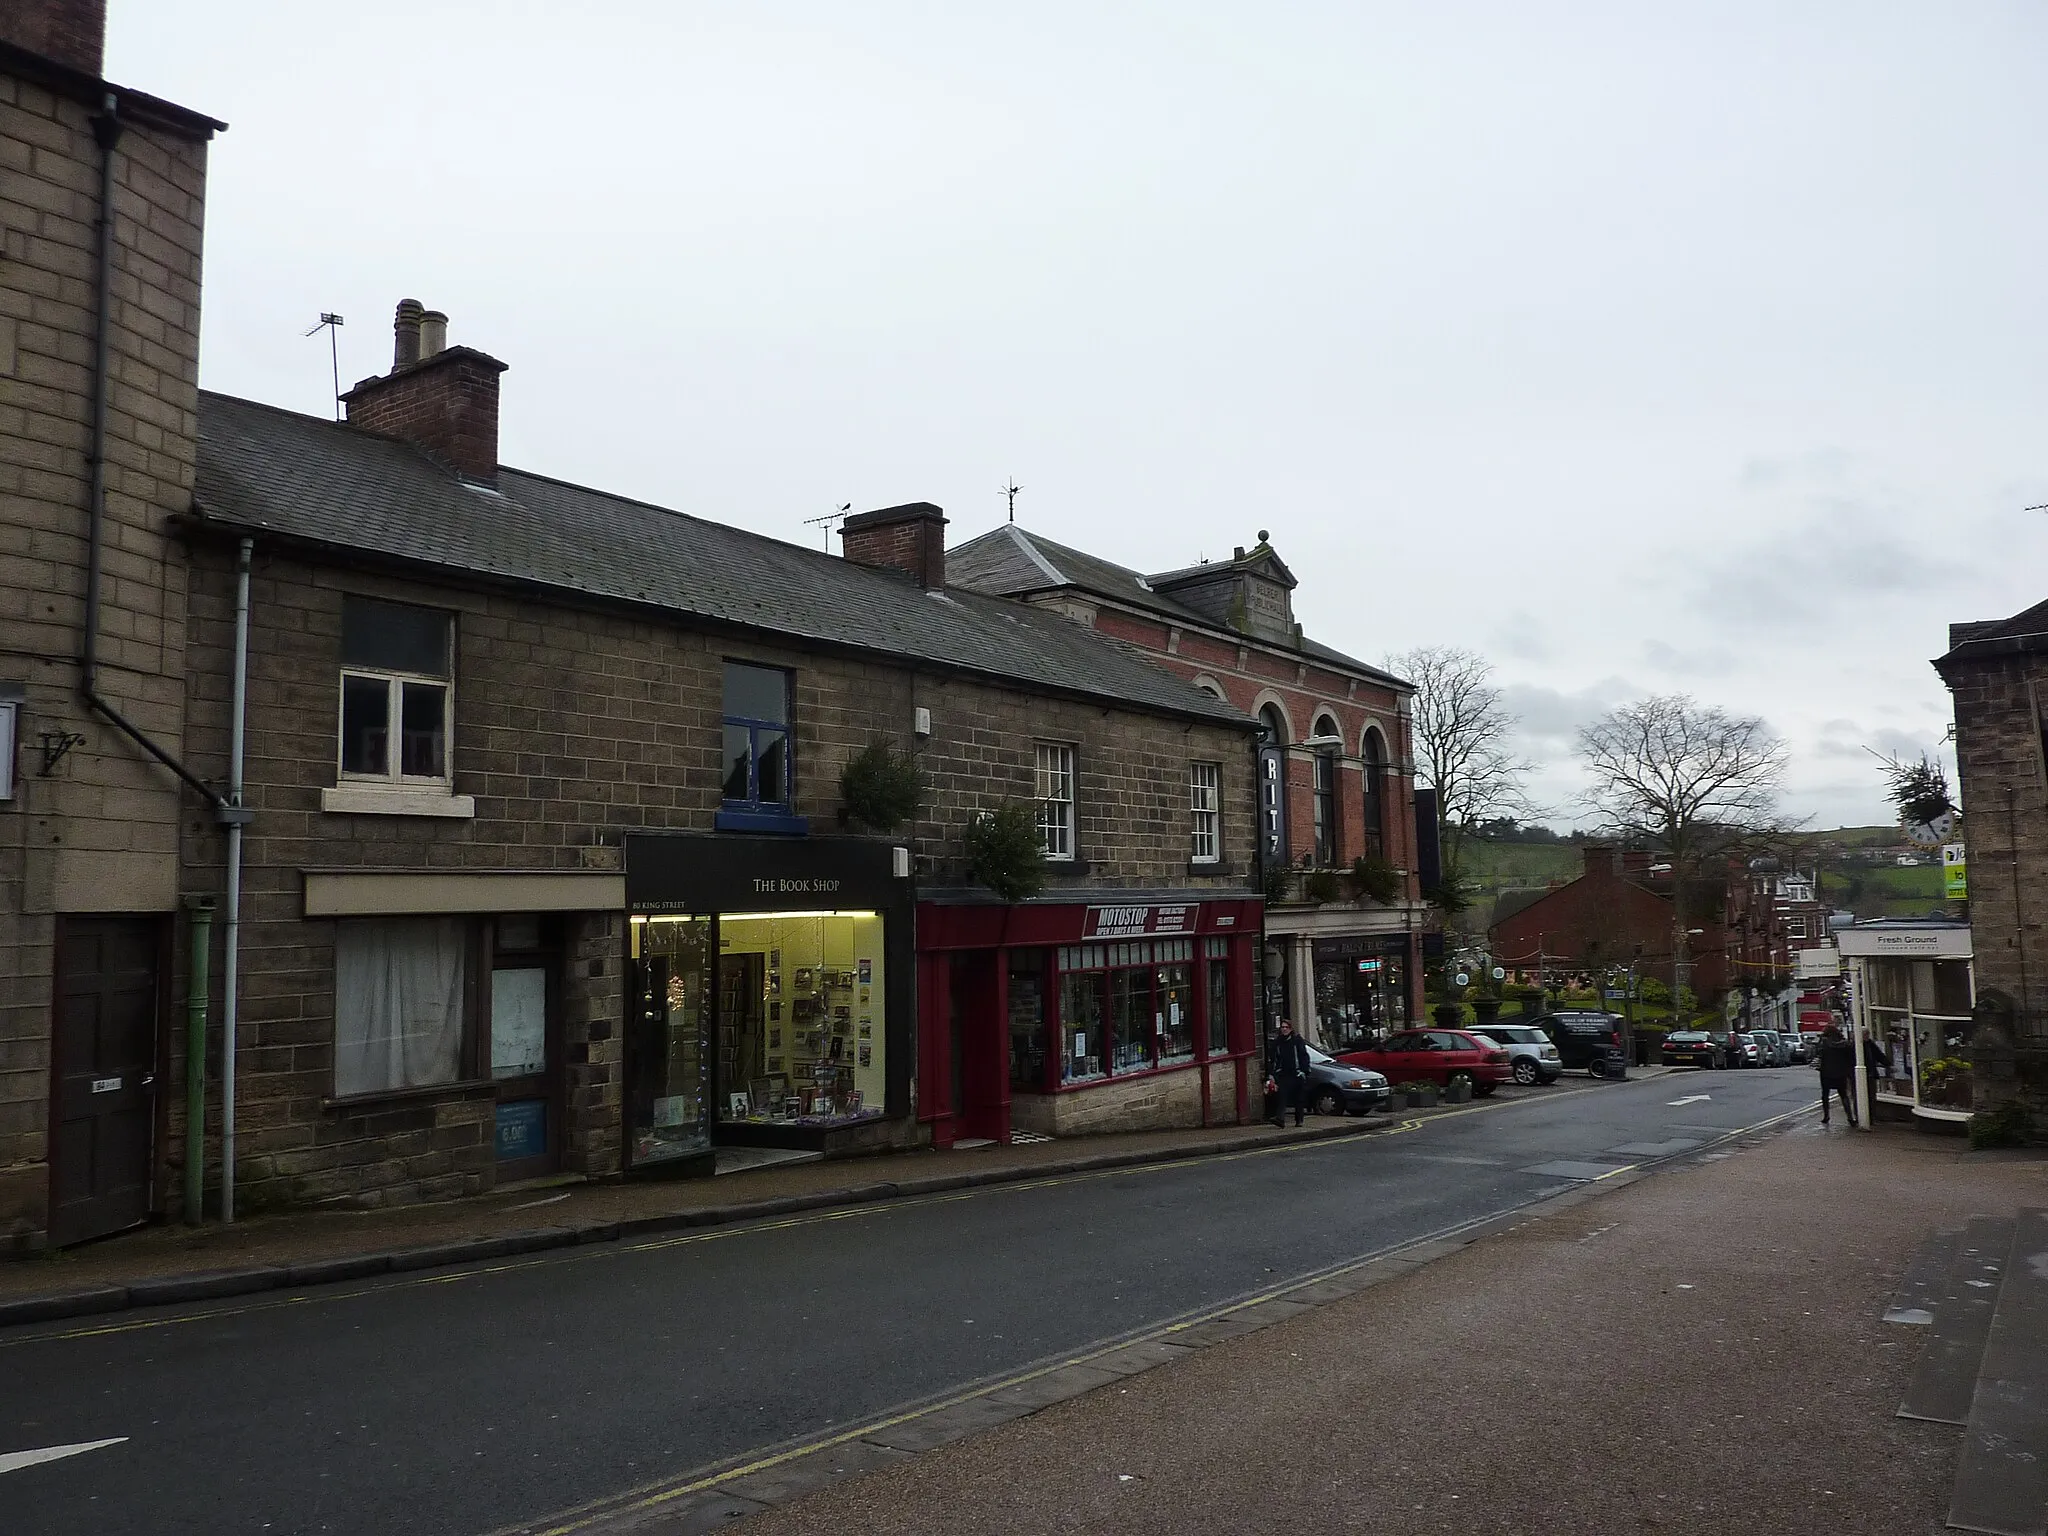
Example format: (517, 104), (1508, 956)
(168, 541), (1257, 1214)
(1011, 1062), (1209, 1137)
(1944, 649), (2047, 1043)
(0, 64), (212, 1245)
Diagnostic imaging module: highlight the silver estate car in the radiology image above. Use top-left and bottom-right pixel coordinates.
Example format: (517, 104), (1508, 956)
(1466, 1023), (1563, 1086)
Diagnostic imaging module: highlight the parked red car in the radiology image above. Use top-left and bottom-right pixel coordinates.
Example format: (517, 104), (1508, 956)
(1337, 1028), (1513, 1095)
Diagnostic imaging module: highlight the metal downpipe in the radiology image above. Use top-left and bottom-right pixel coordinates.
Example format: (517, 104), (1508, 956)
(222, 537), (252, 1221)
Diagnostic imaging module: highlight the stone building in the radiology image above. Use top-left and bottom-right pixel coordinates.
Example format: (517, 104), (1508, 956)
(0, 2), (225, 1248)
(0, 286), (1266, 1245)
(1936, 604), (2048, 1120)
(948, 526), (1427, 1050)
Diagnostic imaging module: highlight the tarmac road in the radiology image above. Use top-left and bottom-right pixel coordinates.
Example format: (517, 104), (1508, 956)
(0, 1064), (1820, 1536)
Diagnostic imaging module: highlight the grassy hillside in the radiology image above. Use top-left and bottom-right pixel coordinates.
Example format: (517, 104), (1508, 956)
(1820, 860), (1948, 921)
(1460, 839), (1581, 932)
(1458, 829), (1956, 929)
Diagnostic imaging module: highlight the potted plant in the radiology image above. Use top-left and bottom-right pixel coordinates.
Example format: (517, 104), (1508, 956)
(964, 802), (1048, 901)
(839, 741), (923, 832)
(1444, 1074), (1473, 1105)
(1350, 854), (1402, 905)
(1304, 867), (1343, 905)
(1399, 1079), (1438, 1108)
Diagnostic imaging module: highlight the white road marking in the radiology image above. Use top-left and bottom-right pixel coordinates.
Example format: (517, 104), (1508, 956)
(0, 1438), (127, 1477)
(1667, 1094), (1711, 1106)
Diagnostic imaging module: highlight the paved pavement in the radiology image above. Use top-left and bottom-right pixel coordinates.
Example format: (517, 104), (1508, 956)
(2, 1065), (1827, 1535)
(733, 1111), (2048, 1536)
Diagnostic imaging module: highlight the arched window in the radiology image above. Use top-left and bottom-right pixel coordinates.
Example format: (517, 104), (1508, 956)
(1257, 703), (1288, 745)
(1361, 727), (1387, 862)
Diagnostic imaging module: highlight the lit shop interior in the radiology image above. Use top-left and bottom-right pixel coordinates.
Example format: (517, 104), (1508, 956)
(628, 908), (889, 1167)
(1841, 923), (1976, 1123)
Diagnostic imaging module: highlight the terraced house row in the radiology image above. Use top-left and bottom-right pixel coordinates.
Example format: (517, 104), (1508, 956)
(0, 1), (1429, 1250)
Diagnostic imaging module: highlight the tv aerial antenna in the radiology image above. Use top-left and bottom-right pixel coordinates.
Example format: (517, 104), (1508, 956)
(1002, 478), (1022, 522)
(303, 312), (344, 420)
(804, 502), (852, 550)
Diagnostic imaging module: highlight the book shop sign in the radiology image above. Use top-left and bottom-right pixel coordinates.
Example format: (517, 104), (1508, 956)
(1085, 903), (1200, 940)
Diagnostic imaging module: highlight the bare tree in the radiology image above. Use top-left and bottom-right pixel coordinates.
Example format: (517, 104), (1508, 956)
(1388, 645), (1531, 887)
(1576, 695), (1789, 1009)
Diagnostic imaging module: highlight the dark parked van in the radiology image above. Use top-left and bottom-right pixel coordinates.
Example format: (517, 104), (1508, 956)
(1531, 1011), (1628, 1073)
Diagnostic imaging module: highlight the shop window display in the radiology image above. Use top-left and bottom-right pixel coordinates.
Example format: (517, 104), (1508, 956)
(1061, 961), (1107, 1082)
(628, 915), (714, 1164)
(720, 911), (886, 1126)
(1158, 954), (1195, 1063)
(1052, 939), (1201, 1082)
(1009, 950), (1048, 1091)
(1205, 939), (1231, 1055)
(1110, 965), (1151, 1071)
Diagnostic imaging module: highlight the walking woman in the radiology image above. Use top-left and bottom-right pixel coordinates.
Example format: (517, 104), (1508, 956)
(1815, 1024), (1858, 1128)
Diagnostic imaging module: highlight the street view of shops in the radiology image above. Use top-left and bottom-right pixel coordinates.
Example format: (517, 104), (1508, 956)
(3, 4), (2047, 1534)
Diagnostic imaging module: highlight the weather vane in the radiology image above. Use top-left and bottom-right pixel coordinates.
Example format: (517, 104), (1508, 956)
(303, 312), (344, 420)
(1002, 478), (1022, 522)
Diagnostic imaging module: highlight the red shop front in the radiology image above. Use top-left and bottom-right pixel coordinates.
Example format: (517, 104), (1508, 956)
(916, 897), (1262, 1148)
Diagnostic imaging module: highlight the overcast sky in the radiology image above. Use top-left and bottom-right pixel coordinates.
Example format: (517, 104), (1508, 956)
(114, 2), (2048, 831)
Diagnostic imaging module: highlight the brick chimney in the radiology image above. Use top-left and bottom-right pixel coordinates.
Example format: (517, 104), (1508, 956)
(1, 0), (106, 75)
(341, 299), (507, 485)
(840, 502), (948, 590)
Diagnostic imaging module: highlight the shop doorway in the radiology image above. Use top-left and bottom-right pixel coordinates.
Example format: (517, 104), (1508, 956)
(946, 951), (1007, 1143)
(50, 916), (160, 1246)
(489, 916), (562, 1182)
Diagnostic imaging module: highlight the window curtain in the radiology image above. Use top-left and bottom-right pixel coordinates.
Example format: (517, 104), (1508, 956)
(335, 918), (467, 1097)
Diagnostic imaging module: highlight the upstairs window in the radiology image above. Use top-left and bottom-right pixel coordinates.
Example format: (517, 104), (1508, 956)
(1190, 762), (1221, 864)
(720, 662), (801, 830)
(1361, 727), (1387, 861)
(339, 597), (453, 785)
(1036, 742), (1076, 861)
(1312, 747), (1338, 865)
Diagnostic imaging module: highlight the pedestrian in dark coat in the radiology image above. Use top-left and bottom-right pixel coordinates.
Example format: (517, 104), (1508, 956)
(1814, 1024), (1857, 1127)
(1266, 1019), (1312, 1127)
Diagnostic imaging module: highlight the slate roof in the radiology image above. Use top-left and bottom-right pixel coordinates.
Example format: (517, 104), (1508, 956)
(190, 392), (1253, 730)
(947, 524), (1406, 688)
(1938, 598), (2048, 667)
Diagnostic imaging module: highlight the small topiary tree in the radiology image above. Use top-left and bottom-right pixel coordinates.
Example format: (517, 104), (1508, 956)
(964, 802), (1047, 902)
(1304, 868), (1343, 904)
(840, 742), (924, 832)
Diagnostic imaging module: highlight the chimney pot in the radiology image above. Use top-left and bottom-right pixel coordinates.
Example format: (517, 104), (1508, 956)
(393, 298), (424, 369)
(419, 310), (448, 359)
(840, 502), (949, 590)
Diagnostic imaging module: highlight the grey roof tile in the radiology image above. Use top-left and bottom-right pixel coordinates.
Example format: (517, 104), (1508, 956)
(948, 524), (1406, 688)
(192, 393), (1252, 730)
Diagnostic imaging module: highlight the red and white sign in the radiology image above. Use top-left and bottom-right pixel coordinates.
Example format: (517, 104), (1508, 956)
(1084, 903), (1200, 939)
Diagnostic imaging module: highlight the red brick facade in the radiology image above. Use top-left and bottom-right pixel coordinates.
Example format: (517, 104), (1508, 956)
(342, 344), (507, 485)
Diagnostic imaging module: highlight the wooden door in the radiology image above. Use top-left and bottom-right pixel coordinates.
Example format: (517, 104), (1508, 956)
(51, 917), (160, 1246)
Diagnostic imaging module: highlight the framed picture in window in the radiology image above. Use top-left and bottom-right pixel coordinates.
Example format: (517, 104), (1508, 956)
(727, 1093), (751, 1119)
(795, 968), (815, 993)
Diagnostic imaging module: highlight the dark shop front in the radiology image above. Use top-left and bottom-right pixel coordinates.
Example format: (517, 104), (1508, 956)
(1311, 934), (1414, 1052)
(917, 896), (1262, 1146)
(624, 833), (917, 1172)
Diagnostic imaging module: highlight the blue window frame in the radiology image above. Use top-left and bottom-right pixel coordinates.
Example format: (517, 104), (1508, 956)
(717, 662), (807, 834)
